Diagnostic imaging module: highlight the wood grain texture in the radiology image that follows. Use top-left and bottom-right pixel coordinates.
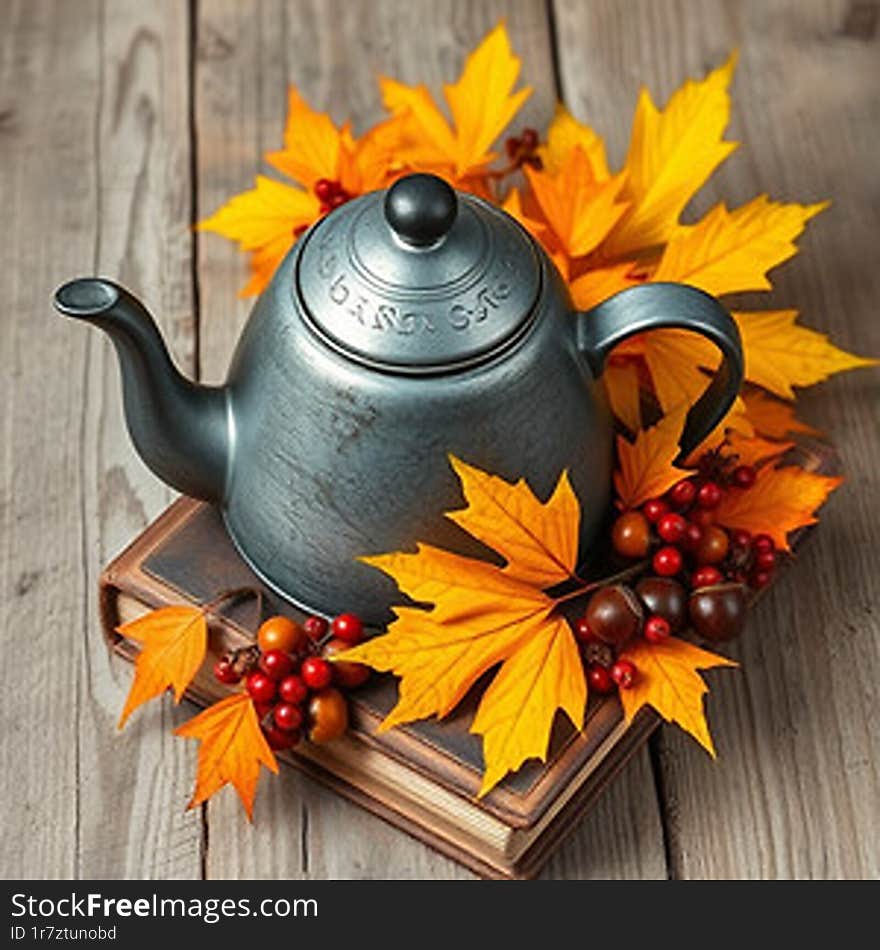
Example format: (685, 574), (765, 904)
(0, 0), (203, 878)
(553, 0), (880, 879)
(1, 0), (877, 881)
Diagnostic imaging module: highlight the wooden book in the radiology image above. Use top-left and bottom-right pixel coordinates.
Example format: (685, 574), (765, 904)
(98, 441), (833, 878)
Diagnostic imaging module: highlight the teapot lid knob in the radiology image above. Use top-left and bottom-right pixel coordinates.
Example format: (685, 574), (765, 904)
(384, 173), (458, 247)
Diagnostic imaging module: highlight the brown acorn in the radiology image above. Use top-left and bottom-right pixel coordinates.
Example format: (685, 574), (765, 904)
(688, 582), (748, 642)
(634, 577), (687, 633)
(322, 636), (370, 688)
(584, 584), (643, 645)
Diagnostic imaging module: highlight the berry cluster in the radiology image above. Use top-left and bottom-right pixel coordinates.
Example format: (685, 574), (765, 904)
(572, 571), (748, 692)
(292, 178), (354, 240)
(213, 612), (369, 751)
(504, 127), (542, 169)
(612, 463), (779, 592)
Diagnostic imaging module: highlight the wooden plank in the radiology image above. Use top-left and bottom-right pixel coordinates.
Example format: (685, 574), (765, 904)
(553, 0), (880, 878)
(0, 0), (204, 878)
(194, 0), (664, 879)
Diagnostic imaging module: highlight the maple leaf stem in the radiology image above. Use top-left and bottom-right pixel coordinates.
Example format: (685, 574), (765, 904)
(552, 559), (650, 607)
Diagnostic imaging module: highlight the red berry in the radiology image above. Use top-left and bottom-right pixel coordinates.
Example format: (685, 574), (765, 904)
(695, 525), (730, 565)
(303, 615), (329, 642)
(274, 702), (304, 732)
(732, 465), (757, 489)
(263, 722), (299, 750)
(573, 616), (596, 643)
(692, 566), (724, 588)
(246, 671), (277, 704)
(301, 657), (333, 690)
(611, 659), (637, 689)
(329, 192), (347, 209)
(520, 127), (539, 150)
(587, 664), (615, 695)
(258, 649), (293, 681)
(752, 533), (775, 554)
(314, 178), (334, 202)
(751, 570), (773, 589)
(731, 529), (752, 548)
(668, 479), (697, 508)
(642, 498), (669, 523)
(755, 549), (777, 571)
(213, 659), (240, 685)
(332, 612), (364, 645)
(278, 674), (308, 704)
(505, 135), (521, 158)
(697, 481), (723, 509)
(684, 522), (703, 550)
(319, 202), (332, 215)
(657, 512), (687, 544)
(653, 545), (683, 577)
(644, 615), (671, 644)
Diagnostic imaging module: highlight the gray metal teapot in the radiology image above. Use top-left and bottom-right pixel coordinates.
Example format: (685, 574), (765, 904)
(55, 173), (743, 623)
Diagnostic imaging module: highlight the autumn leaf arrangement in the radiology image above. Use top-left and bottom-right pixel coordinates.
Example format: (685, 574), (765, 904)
(115, 24), (876, 814)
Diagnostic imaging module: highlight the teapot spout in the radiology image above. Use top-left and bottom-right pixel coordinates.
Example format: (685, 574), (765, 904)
(54, 278), (229, 503)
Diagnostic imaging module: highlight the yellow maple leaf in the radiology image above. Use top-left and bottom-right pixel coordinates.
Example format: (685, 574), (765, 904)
(715, 464), (842, 551)
(733, 311), (877, 399)
(618, 637), (737, 756)
(741, 390), (821, 439)
(471, 613), (585, 796)
(446, 456), (579, 588)
(338, 458), (585, 795)
(175, 694), (278, 820)
(538, 103), (610, 181)
(117, 606), (207, 728)
(639, 327), (722, 415)
(602, 360), (643, 434)
(380, 22), (530, 182)
(200, 86), (403, 297)
(525, 150), (628, 260)
(605, 53), (738, 256)
(265, 87), (342, 189)
(651, 197), (827, 296)
(614, 409), (694, 509)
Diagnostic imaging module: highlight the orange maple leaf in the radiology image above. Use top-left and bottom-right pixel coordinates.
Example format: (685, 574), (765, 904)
(614, 409), (694, 509)
(715, 464), (842, 551)
(337, 457), (585, 796)
(380, 22), (530, 184)
(175, 694), (279, 820)
(618, 637), (737, 755)
(200, 88), (403, 297)
(117, 606), (207, 728)
(741, 390), (821, 440)
(524, 150), (628, 261)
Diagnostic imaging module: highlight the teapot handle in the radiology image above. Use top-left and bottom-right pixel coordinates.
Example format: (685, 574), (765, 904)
(576, 282), (744, 463)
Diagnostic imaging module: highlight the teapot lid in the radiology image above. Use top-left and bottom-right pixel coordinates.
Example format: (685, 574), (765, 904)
(296, 174), (540, 373)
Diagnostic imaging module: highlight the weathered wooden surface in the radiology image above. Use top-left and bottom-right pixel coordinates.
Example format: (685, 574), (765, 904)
(1, 0), (877, 879)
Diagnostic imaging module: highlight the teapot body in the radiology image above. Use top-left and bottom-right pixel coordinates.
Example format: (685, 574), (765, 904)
(224, 247), (611, 623)
(56, 175), (743, 626)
